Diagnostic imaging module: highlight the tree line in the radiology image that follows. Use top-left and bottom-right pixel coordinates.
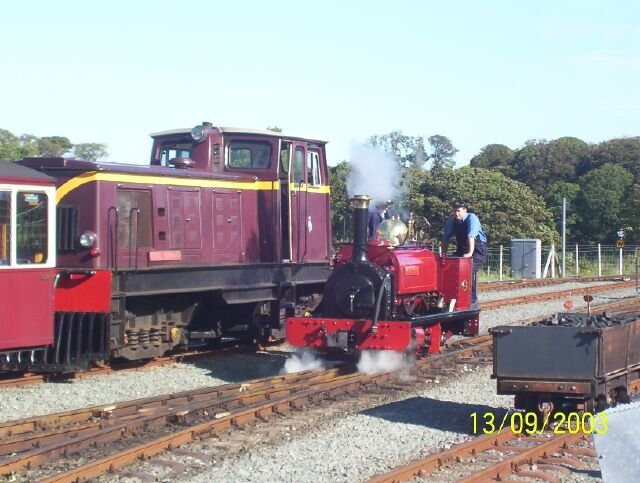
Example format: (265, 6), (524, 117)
(2, 126), (637, 245)
(0, 128), (108, 161)
(331, 133), (640, 246)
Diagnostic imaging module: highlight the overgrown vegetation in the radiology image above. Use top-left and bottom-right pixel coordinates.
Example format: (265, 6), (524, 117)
(331, 132), (640, 246)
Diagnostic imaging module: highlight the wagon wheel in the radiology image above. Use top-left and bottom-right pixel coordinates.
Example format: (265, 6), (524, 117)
(615, 387), (630, 405)
(595, 394), (608, 411)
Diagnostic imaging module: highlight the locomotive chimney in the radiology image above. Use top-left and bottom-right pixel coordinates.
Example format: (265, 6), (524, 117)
(351, 195), (371, 264)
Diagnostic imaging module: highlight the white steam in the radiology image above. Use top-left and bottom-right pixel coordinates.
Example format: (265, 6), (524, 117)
(346, 142), (401, 205)
(357, 350), (414, 376)
(281, 349), (326, 374)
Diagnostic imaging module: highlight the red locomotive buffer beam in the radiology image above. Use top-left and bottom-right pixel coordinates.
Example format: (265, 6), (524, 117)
(286, 318), (410, 351)
(54, 270), (112, 313)
(286, 318), (447, 354)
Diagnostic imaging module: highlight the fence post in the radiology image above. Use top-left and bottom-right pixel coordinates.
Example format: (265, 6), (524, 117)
(499, 245), (503, 281)
(598, 243), (602, 276)
(619, 248), (623, 275)
(575, 244), (579, 277)
(551, 243), (556, 278)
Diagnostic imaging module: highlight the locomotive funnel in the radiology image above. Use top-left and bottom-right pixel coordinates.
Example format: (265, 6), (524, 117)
(351, 195), (371, 264)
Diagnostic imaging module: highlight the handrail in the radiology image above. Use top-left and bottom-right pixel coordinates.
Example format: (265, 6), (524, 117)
(106, 207), (119, 272)
(128, 208), (140, 272)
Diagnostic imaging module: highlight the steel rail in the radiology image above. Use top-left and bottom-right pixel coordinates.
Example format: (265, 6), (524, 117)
(479, 275), (629, 292)
(481, 280), (636, 310)
(369, 429), (589, 482)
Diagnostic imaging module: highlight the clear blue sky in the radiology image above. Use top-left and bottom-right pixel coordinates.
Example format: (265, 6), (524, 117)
(1, 1), (638, 167)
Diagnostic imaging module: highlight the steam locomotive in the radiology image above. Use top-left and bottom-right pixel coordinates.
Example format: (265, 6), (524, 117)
(1, 123), (332, 372)
(286, 195), (480, 356)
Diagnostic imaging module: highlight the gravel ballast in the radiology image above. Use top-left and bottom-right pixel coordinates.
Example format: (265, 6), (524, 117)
(1, 281), (635, 482)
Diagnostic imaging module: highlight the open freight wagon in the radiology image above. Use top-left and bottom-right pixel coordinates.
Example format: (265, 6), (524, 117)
(491, 313), (640, 413)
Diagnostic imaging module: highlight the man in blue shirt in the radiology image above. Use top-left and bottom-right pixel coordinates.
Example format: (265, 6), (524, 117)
(442, 200), (487, 305)
(368, 200), (393, 239)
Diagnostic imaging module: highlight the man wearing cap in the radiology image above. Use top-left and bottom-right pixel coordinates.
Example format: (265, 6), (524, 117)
(442, 200), (487, 305)
(368, 200), (393, 239)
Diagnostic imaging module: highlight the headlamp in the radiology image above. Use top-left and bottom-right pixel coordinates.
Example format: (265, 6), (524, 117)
(190, 125), (208, 142)
(79, 231), (97, 248)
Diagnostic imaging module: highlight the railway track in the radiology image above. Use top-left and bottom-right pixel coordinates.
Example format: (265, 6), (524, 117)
(371, 378), (640, 483)
(370, 427), (597, 482)
(0, 329), (501, 481)
(3, 296), (639, 481)
(478, 274), (631, 292)
(368, 299), (640, 483)
(1, 290), (638, 481)
(480, 279), (636, 310)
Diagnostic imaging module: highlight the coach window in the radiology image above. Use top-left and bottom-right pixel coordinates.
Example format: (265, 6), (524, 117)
(306, 151), (321, 187)
(16, 191), (48, 264)
(228, 141), (272, 169)
(0, 191), (10, 265)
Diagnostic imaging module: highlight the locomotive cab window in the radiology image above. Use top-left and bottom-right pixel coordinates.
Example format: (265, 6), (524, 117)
(307, 151), (321, 186)
(159, 143), (192, 166)
(16, 191), (49, 265)
(293, 147), (305, 183)
(228, 141), (272, 169)
(279, 142), (290, 178)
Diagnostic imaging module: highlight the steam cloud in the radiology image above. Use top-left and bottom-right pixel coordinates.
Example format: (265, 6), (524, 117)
(357, 350), (414, 377)
(281, 349), (326, 374)
(347, 142), (402, 206)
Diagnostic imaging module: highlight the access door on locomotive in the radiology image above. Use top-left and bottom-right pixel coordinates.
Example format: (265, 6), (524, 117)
(278, 139), (331, 264)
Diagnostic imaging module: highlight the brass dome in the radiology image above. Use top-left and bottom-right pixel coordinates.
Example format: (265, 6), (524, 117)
(376, 217), (408, 246)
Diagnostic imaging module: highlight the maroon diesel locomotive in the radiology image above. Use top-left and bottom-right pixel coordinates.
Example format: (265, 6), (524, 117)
(1, 123), (332, 371)
(286, 195), (480, 356)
